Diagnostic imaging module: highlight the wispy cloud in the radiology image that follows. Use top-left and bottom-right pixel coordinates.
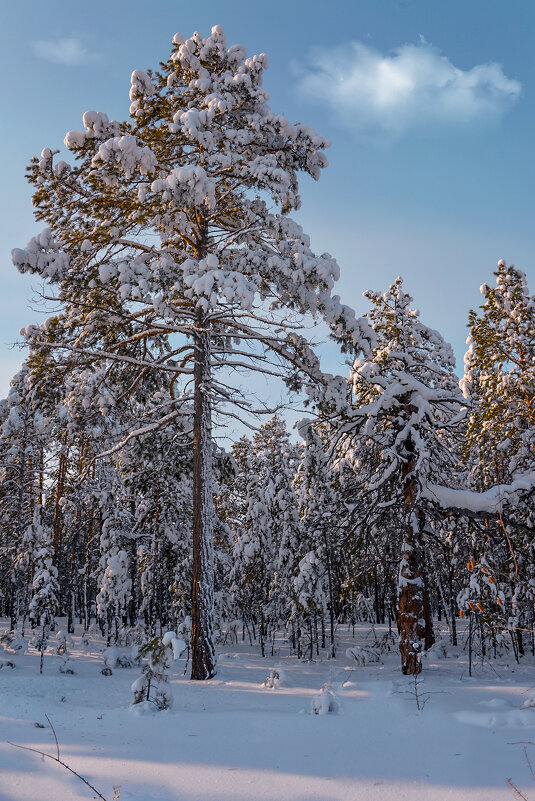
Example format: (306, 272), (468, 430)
(297, 40), (521, 139)
(32, 37), (102, 67)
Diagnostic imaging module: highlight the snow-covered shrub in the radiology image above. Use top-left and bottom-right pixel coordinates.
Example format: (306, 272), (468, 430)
(262, 667), (288, 689)
(131, 632), (186, 711)
(346, 645), (381, 666)
(457, 557), (508, 654)
(56, 631), (66, 653)
(218, 618), (240, 646)
(176, 617), (191, 646)
(310, 684), (339, 715)
(59, 656), (74, 674)
(31, 629), (47, 651)
(122, 622), (147, 647)
(103, 646), (120, 669)
(103, 646), (136, 670)
(1, 632), (27, 655)
(117, 652), (135, 668)
(374, 631), (397, 654)
(424, 638), (461, 660)
(56, 632), (74, 674)
(82, 623), (100, 650)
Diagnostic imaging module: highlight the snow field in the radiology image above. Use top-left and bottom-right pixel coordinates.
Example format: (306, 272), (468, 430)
(1, 620), (535, 801)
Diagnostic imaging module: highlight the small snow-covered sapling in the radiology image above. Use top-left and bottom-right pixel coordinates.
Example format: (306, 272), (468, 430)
(310, 684), (339, 715)
(262, 667), (288, 688)
(1, 631), (28, 654)
(131, 632), (186, 711)
(56, 631), (74, 674)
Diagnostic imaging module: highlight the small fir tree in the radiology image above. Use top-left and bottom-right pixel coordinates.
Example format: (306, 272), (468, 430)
(131, 631), (185, 710)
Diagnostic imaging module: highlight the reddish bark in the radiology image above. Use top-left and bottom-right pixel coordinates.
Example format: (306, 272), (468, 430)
(396, 431), (431, 675)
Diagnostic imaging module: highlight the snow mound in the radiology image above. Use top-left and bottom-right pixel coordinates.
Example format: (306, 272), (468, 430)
(454, 705), (533, 728)
(103, 646), (136, 669)
(130, 698), (169, 716)
(0, 632), (27, 654)
(310, 683), (340, 715)
(424, 639), (461, 660)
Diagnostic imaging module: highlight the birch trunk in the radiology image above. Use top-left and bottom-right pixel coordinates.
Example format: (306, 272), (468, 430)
(190, 313), (217, 680)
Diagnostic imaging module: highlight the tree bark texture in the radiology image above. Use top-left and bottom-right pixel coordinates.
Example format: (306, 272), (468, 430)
(190, 314), (217, 680)
(396, 431), (428, 675)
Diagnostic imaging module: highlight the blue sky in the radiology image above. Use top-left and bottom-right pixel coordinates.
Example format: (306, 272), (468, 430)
(1, 0), (534, 398)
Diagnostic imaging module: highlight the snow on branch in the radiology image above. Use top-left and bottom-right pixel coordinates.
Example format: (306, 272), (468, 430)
(423, 471), (535, 516)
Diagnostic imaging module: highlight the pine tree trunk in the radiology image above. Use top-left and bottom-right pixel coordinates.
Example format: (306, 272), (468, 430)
(396, 432), (427, 675)
(67, 589), (74, 634)
(419, 510), (435, 652)
(325, 549), (336, 658)
(129, 530), (138, 627)
(259, 609), (265, 658)
(190, 313), (217, 680)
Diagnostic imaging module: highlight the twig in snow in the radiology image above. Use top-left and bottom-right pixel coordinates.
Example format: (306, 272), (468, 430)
(507, 777), (530, 801)
(8, 715), (108, 801)
(507, 742), (535, 800)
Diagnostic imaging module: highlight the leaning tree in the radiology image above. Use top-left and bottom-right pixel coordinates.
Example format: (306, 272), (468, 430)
(12, 25), (369, 678)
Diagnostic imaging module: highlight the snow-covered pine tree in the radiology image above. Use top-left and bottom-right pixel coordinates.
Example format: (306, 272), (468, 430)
(44, 363), (123, 635)
(28, 508), (59, 673)
(264, 418), (303, 644)
(221, 436), (257, 640)
(131, 631), (185, 710)
(232, 417), (301, 655)
(462, 261), (535, 654)
(13, 25), (368, 679)
(294, 420), (342, 657)
(122, 416), (193, 634)
(0, 366), (47, 629)
(463, 260), (535, 488)
(326, 278), (466, 674)
(96, 512), (133, 645)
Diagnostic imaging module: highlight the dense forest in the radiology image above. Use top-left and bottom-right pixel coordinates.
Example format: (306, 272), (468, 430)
(2, 26), (534, 681)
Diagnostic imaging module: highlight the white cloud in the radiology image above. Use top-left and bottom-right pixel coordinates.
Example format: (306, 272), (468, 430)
(32, 37), (102, 67)
(297, 40), (521, 138)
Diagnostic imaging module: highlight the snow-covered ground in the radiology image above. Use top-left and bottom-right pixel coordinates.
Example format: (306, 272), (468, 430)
(1, 620), (535, 801)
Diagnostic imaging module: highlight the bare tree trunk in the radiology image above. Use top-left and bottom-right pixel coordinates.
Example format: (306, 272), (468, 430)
(419, 511), (435, 652)
(190, 314), (217, 680)
(422, 579), (435, 651)
(259, 609), (265, 658)
(396, 432), (428, 675)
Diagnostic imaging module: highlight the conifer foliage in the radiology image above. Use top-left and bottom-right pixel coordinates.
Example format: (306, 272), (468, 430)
(328, 279), (467, 673)
(460, 262), (535, 656)
(4, 23), (535, 681)
(11, 26), (366, 679)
